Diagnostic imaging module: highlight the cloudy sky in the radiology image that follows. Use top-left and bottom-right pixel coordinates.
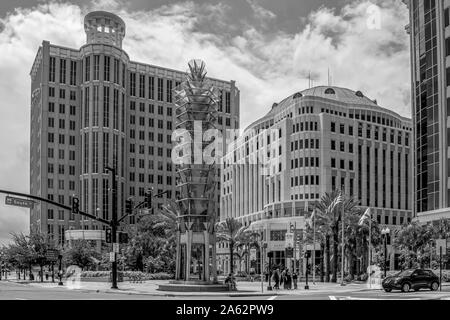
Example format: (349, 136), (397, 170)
(0, 0), (411, 244)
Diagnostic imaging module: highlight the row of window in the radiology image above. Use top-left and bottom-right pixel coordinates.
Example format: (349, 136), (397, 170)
(83, 55), (125, 86)
(48, 87), (76, 100)
(130, 117), (172, 130)
(47, 163), (76, 175)
(49, 57), (76, 85)
(290, 175), (320, 187)
(48, 117), (76, 130)
(47, 133), (76, 145)
(331, 121), (409, 145)
(129, 144), (172, 158)
(48, 102), (76, 115)
(331, 140), (353, 153)
(129, 159), (172, 171)
(47, 148), (76, 161)
(331, 158), (354, 171)
(290, 157), (320, 169)
(292, 121), (319, 133)
(290, 193), (321, 201)
(290, 139), (320, 151)
(129, 173), (173, 185)
(130, 101), (172, 116)
(47, 179), (76, 191)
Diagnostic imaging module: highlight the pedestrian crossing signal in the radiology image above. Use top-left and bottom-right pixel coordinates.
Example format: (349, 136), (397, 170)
(119, 232), (128, 244)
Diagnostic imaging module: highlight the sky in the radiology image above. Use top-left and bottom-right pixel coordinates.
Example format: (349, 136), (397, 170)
(0, 0), (411, 245)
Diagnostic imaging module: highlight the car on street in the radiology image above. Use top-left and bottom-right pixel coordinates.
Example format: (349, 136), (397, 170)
(382, 269), (440, 293)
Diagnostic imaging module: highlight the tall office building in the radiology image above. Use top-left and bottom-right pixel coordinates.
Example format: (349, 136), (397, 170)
(403, 0), (450, 222)
(29, 11), (240, 245)
(218, 86), (413, 273)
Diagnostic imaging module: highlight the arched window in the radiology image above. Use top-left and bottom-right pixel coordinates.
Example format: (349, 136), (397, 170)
(324, 88), (335, 94)
(355, 91), (364, 97)
(293, 92), (303, 99)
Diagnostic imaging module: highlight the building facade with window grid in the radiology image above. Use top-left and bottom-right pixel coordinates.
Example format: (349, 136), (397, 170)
(218, 86), (412, 273)
(29, 11), (240, 245)
(403, 0), (450, 223)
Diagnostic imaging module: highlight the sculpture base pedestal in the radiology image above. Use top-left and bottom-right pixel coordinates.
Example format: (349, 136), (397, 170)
(158, 280), (230, 292)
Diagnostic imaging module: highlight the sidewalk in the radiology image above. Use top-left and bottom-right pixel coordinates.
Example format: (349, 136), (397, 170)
(3, 279), (392, 297)
(7, 277), (450, 297)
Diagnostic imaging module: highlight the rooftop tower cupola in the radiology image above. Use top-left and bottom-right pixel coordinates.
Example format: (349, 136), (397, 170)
(84, 11), (126, 48)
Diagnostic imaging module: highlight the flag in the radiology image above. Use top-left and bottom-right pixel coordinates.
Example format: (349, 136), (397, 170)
(358, 208), (371, 226)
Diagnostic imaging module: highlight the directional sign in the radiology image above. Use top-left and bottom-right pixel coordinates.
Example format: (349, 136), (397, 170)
(113, 243), (119, 253)
(5, 196), (35, 209)
(45, 249), (59, 262)
(436, 239), (447, 256)
(110, 252), (116, 262)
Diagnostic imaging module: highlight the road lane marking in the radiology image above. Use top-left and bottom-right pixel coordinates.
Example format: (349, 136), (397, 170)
(267, 296), (277, 300)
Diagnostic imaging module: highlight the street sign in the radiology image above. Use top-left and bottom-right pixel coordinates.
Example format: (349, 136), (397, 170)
(45, 249), (59, 262)
(113, 243), (119, 253)
(109, 252), (116, 262)
(285, 232), (294, 248)
(436, 239), (447, 256)
(5, 196), (35, 209)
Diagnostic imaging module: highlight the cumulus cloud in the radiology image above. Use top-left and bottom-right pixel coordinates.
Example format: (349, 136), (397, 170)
(0, 0), (410, 243)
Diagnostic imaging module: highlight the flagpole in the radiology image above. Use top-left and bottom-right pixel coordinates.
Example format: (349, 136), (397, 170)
(312, 210), (316, 284)
(369, 209), (372, 289)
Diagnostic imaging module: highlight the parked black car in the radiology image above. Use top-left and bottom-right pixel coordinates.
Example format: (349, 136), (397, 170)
(382, 269), (440, 292)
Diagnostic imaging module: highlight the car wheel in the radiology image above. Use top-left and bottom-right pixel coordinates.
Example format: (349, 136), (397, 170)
(384, 288), (392, 292)
(431, 282), (439, 291)
(401, 283), (410, 293)
(414, 288), (419, 292)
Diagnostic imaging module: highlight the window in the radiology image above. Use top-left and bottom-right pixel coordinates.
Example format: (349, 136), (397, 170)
(340, 124), (345, 134)
(69, 61), (77, 85)
(166, 80), (173, 102)
(93, 55), (100, 80)
(340, 159), (345, 169)
(49, 57), (56, 82)
(49, 102), (55, 112)
(225, 91), (231, 113)
(157, 78), (164, 101)
(325, 88), (335, 94)
(149, 76), (155, 100)
(49, 87), (55, 97)
(59, 59), (66, 84)
(331, 122), (336, 132)
(70, 91), (76, 101)
(104, 56), (110, 81)
(139, 74), (145, 98)
(130, 72), (136, 96)
(340, 141), (345, 152)
(331, 140), (336, 150)
(84, 56), (90, 82)
(331, 158), (336, 168)
(349, 126), (353, 136)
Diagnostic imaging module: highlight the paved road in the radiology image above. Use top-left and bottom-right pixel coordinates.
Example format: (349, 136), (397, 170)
(1, 281), (450, 300)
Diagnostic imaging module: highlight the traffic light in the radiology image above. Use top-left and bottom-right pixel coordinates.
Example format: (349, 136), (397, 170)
(71, 197), (79, 214)
(145, 189), (153, 209)
(105, 228), (112, 243)
(119, 232), (128, 244)
(125, 199), (133, 215)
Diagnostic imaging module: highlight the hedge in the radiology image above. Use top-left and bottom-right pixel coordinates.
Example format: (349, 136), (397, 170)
(79, 271), (174, 281)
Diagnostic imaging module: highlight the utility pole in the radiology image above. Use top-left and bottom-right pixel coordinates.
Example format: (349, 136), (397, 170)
(106, 166), (118, 290)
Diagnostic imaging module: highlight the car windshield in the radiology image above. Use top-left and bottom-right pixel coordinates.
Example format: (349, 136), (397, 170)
(396, 270), (415, 277)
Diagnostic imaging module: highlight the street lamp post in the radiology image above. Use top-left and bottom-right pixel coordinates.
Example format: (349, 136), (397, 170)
(105, 166), (118, 290)
(58, 254), (63, 286)
(381, 227), (390, 278)
(304, 251), (309, 290)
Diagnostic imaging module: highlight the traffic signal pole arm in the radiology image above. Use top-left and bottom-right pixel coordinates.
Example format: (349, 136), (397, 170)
(0, 189), (110, 226)
(117, 190), (169, 224)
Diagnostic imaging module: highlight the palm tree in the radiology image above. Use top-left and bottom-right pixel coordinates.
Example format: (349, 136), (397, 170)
(313, 190), (359, 282)
(215, 217), (248, 275)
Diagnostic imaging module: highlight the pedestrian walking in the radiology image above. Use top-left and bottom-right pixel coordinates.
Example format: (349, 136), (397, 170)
(286, 270), (292, 290)
(281, 268), (286, 288)
(274, 268), (280, 290)
(293, 271), (298, 289)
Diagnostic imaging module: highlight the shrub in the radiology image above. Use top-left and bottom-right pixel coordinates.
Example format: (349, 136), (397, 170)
(79, 270), (174, 281)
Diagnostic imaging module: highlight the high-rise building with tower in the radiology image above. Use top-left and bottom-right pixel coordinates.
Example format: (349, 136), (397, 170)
(403, 0), (450, 222)
(29, 11), (240, 245)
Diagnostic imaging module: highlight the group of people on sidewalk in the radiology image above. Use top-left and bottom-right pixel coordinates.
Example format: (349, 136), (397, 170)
(270, 268), (298, 290)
